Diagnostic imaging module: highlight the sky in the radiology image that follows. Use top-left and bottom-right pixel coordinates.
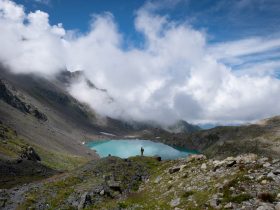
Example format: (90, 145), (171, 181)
(0, 0), (280, 128)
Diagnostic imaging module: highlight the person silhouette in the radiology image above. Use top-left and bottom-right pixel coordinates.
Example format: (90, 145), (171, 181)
(141, 147), (144, 157)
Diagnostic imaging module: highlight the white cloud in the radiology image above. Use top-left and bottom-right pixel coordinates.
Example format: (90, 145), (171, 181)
(34, 0), (51, 6)
(1, 0), (280, 125)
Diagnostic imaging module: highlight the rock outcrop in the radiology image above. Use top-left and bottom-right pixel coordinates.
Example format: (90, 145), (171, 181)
(0, 78), (47, 121)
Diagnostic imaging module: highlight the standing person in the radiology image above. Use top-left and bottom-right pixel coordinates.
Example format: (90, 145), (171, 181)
(141, 147), (144, 157)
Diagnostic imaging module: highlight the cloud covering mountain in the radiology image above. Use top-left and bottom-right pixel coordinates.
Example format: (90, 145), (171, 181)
(0, 0), (280, 125)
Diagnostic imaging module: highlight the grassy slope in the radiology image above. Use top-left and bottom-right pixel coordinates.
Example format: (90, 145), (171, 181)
(16, 154), (280, 210)
(0, 122), (88, 171)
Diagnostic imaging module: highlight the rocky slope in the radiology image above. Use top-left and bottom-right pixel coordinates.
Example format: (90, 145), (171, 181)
(2, 153), (280, 209)
(135, 115), (280, 159)
(0, 120), (88, 189)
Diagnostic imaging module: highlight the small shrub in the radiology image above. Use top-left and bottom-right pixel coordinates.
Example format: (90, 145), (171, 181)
(231, 194), (251, 203)
(182, 191), (194, 198)
(118, 201), (129, 208)
(257, 192), (276, 203)
(258, 177), (274, 183)
(167, 185), (173, 190)
(121, 174), (128, 181)
(25, 193), (36, 203)
(238, 164), (245, 171)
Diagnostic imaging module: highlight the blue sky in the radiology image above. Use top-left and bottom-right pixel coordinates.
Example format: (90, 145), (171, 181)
(13, 0), (280, 73)
(1, 0), (280, 128)
(14, 0), (280, 43)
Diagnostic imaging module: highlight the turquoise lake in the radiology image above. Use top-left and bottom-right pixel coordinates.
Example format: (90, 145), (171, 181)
(86, 140), (200, 160)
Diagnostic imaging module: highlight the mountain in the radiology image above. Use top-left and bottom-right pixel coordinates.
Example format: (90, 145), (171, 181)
(2, 66), (280, 209)
(56, 69), (202, 134)
(165, 120), (202, 133)
(136, 115), (280, 159)
(0, 66), (201, 164)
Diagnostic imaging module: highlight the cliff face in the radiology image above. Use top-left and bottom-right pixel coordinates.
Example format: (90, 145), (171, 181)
(0, 78), (47, 121)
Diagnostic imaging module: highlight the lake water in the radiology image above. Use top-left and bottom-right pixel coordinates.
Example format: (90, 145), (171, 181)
(86, 140), (200, 160)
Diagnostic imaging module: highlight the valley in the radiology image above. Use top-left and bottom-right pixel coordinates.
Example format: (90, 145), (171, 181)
(1, 67), (280, 209)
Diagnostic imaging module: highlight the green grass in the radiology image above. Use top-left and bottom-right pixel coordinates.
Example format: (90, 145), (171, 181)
(222, 174), (252, 203)
(231, 194), (252, 203)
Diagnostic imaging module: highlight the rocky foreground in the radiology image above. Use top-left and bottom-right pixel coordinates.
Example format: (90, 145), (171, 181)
(1, 153), (280, 209)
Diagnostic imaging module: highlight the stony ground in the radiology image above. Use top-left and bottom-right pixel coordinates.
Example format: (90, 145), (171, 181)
(2, 153), (280, 209)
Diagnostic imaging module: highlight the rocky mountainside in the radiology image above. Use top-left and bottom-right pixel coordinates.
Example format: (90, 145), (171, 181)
(57, 69), (202, 134)
(0, 65), (202, 161)
(135, 115), (280, 159)
(2, 153), (280, 209)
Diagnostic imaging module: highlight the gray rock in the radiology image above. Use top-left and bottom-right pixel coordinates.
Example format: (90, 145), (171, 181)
(273, 170), (280, 175)
(180, 165), (187, 171)
(276, 203), (280, 210)
(226, 160), (237, 167)
(108, 180), (121, 192)
(210, 198), (221, 209)
(267, 172), (275, 178)
(242, 201), (251, 206)
(153, 155), (161, 162)
(273, 159), (280, 163)
(224, 202), (232, 209)
(169, 166), (180, 174)
(24, 146), (41, 161)
(214, 161), (225, 169)
(170, 198), (180, 207)
(102, 175), (110, 180)
(15, 158), (22, 164)
(201, 163), (207, 170)
(155, 175), (162, 183)
(78, 192), (92, 210)
(263, 162), (271, 167)
(257, 205), (275, 210)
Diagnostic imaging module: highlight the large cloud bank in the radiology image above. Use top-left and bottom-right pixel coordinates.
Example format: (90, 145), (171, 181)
(0, 0), (280, 125)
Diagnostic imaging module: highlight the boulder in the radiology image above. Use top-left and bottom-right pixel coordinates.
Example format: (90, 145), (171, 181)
(273, 170), (280, 175)
(263, 162), (271, 167)
(201, 163), (207, 170)
(267, 172), (275, 178)
(77, 192), (92, 210)
(169, 166), (180, 174)
(210, 198), (222, 209)
(102, 175), (110, 180)
(236, 154), (257, 164)
(258, 205), (275, 210)
(153, 155), (161, 162)
(155, 175), (162, 183)
(225, 158), (236, 167)
(24, 146), (41, 162)
(224, 202), (233, 209)
(276, 203), (280, 210)
(195, 155), (207, 161)
(214, 161), (225, 169)
(170, 198), (180, 207)
(261, 180), (268, 185)
(92, 182), (110, 196)
(186, 154), (196, 162)
(180, 165), (187, 171)
(15, 158), (22, 164)
(108, 181), (121, 191)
